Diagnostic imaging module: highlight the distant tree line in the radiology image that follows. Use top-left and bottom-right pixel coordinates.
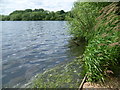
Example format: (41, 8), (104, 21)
(0, 9), (69, 21)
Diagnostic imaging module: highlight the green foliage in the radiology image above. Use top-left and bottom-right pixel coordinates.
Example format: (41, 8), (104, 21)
(84, 31), (120, 82)
(67, 2), (111, 40)
(67, 2), (98, 40)
(10, 13), (22, 21)
(21, 12), (32, 21)
(68, 2), (120, 82)
(1, 9), (68, 21)
(9, 10), (24, 16)
(24, 9), (32, 12)
(0, 15), (10, 21)
(83, 3), (120, 82)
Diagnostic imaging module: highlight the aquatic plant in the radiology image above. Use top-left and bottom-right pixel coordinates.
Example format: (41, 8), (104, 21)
(32, 58), (83, 88)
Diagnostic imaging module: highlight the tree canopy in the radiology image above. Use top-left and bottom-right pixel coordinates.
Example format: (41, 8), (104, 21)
(0, 9), (69, 21)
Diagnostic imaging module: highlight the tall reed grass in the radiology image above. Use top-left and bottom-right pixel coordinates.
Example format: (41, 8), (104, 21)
(68, 2), (120, 82)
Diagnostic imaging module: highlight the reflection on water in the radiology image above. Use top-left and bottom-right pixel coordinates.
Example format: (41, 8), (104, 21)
(66, 38), (86, 58)
(2, 21), (85, 88)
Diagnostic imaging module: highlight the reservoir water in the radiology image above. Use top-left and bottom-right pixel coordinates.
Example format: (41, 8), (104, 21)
(2, 21), (84, 88)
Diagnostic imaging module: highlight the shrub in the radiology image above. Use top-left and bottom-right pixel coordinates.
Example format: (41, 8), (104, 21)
(67, 2), (111, 41)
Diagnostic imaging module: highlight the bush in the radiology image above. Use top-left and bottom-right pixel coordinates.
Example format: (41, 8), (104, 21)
(67, 2), (111, 41)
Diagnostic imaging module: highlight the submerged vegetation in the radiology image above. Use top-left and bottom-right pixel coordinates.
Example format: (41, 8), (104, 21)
(0, 9), (68, 21)
(31, 39), (86, 88)
(32, 57), (83, 88)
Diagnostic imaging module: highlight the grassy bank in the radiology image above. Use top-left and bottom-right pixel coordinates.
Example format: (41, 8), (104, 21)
(68, 2), (120, 82)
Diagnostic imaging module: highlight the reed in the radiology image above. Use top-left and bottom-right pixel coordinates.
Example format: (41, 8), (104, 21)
(68, 2), (120, 82)
(84, 2), (120, 82)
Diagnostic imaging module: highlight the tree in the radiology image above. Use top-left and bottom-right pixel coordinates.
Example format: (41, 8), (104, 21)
(0, 15), (10, 21)
(1, 8), (67, 21)
(10, 10), (24, 15)
(10, 14), (22, 21)
(25, 9), (32, 12)
(22, 12), (31, 20)
(34, 9), (44, 12)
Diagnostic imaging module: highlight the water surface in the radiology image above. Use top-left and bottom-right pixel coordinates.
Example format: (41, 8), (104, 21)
(2, 21), (84, 87)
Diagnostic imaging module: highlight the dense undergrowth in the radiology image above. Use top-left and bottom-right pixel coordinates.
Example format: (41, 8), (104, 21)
(67, 2), (112, 40)
(68, 2), (120, 82)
